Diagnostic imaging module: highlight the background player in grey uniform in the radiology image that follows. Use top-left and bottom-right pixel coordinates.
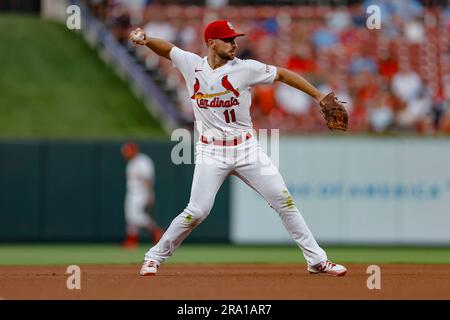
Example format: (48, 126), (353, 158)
(130, 21), (347, 276)
(121, 142), (163, 249)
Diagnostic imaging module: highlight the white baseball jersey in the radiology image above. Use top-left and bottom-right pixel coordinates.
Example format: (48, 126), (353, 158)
(170, 47), (277, 138)
(126, 153), (154, 197)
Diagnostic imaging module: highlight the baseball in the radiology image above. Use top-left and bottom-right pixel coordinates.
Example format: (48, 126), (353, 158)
(132, 31), (145, 42)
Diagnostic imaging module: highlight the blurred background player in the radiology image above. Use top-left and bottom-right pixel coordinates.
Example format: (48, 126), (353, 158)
(121, 141), (164, 249)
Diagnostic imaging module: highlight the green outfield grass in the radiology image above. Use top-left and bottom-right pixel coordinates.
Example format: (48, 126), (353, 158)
(0, 244), (449, 265)
(0, 14), (165, 138)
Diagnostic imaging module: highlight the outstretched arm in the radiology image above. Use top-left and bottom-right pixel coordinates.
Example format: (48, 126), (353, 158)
(274, 67), (325, 102)
(129, 28), (174, 60)
(275, 67), (349, 131)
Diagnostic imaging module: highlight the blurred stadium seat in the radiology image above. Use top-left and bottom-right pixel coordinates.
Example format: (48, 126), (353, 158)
(87, 0), (450, 135)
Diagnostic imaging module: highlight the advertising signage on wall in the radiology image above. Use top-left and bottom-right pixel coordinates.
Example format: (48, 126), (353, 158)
(231, 138), (450, 245)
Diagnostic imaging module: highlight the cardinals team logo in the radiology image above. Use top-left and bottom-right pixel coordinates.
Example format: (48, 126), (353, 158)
(191, 75), (240, 109)
(191, 78), (201, 99)
(221, 75), (239, 97)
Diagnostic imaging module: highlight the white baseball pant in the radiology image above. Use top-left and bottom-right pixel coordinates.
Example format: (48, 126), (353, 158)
(144, 135), (327, 266)
(125, 194), (152, 227)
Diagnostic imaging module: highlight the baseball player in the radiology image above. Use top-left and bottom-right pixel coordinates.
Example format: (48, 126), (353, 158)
(121, 142), (164, 250)
(130, 21), (348, 276)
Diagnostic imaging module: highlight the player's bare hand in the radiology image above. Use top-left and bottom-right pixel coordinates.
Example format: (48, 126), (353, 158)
(129, 28), (147, 45)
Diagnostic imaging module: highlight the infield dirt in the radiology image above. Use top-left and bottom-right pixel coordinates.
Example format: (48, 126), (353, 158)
(0, 264), (449, 299)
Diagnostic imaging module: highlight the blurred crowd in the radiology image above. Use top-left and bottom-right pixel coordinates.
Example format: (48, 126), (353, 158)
(86, 0), (450, 135)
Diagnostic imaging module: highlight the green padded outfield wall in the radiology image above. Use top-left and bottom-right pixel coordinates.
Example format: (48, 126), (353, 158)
(0, 141), (230, 243)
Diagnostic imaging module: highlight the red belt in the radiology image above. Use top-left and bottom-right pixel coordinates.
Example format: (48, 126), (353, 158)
(200, 133), (252, 146)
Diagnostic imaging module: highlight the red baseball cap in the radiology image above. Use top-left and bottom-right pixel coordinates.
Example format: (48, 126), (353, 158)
(121, 142), (138, 158)
(204, 20), (245, 43)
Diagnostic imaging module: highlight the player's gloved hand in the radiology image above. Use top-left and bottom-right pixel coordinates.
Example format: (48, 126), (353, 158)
(129, 28), (147, 45)
(319, 92), (349, 131)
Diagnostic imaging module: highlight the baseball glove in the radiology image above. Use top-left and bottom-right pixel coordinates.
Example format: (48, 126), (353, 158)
(319, 92), (349, 131)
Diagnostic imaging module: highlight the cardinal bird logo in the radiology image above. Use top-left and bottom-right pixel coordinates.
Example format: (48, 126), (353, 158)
(191, 78), (201, 99)
(221, 75), (239, 97)
(190, 76), (240, 109)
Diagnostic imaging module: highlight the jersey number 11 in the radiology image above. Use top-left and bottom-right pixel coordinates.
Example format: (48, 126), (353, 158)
(223, 109), (236, 123)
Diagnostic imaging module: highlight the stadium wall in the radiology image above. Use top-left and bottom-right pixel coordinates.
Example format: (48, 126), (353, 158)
(2, 138), (449, 245)
(0, 141), (230, 243)
(231, 137), (450, 245)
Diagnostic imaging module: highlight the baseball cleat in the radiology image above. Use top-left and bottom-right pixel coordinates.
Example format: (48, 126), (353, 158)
(307, 260), (347, 276)
(139, 260), (159, 276)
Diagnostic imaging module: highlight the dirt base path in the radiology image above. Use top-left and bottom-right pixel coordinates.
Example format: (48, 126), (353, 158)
(1, 264), (449, 300)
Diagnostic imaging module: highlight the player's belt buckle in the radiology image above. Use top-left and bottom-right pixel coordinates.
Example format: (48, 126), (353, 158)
(201, 133), (251, 146)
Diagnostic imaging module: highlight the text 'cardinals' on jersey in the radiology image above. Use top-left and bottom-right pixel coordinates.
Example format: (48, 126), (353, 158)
(170, 47), (277, 138)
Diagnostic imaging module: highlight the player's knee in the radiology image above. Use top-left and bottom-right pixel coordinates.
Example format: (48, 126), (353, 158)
(271, 190), (297, 213)
(184, 203), (211, 223)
